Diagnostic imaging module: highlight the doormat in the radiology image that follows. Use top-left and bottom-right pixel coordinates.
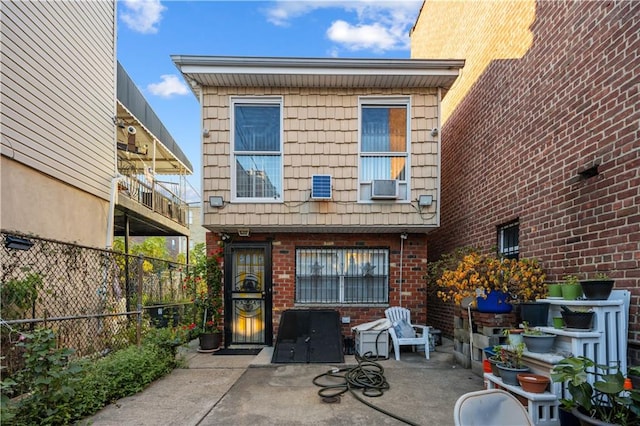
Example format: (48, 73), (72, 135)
(215, 348), (263, 356)
(272, 309), (344, 364)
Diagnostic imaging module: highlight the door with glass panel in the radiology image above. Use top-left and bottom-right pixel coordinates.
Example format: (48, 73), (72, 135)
(224, 243), (272, 346)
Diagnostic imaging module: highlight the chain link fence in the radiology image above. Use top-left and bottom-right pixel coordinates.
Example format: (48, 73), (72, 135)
(1, 231), (195, 378)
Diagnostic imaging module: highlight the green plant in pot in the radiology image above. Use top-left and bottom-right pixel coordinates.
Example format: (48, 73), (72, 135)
(551, 356), (640, 426)
(580, 273), (614, 301)
(496, 342), (529, 386)
(562, 275), (583, 300)
(186, 244), (223, 351)
(522, 322), (556, 353)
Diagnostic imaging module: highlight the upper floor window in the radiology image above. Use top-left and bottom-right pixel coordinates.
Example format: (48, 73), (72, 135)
(358, 97), (410, 202)
(231, 97), (283, 202)
(295, 247), (389, 304)
(498, 221), (519, 260)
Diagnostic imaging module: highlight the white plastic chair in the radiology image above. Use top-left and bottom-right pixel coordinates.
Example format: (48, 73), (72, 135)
(453, 389), (533, 426)
(384, 307), (430, 360)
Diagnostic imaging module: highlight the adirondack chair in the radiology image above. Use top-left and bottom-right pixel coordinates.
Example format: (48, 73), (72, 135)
(384, 307), (430, 360)
(453, 389), (533, 426)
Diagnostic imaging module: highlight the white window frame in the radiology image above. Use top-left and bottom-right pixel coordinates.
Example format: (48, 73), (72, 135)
(357, 96), (411, 203)
(230, 96), (284, 203)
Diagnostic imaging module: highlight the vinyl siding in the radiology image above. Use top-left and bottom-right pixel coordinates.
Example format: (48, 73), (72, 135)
(0, 0), (115, 200)
(202, 87), (440, 231)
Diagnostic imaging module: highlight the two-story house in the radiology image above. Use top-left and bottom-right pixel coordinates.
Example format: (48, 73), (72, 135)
(173, 56), (464, 347)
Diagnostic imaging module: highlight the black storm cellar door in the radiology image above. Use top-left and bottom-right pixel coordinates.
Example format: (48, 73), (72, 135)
(271, 309), (344, 363)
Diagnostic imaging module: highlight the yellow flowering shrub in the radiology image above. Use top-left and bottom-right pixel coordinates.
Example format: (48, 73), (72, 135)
(435, 250), (546, 305)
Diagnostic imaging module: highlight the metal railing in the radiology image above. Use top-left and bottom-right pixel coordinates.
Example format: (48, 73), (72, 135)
(0, 231), (195, 378)
(117, 174), (187, 226)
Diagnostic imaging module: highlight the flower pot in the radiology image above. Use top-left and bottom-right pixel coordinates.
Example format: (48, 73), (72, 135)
(476, 290), (513, 313)
(559, 407), (581, 426)
(517, 373), (550, 393)
(561, 310), (594, 330)
(488, 357), (501, 377)
(553, 317), (565, 329)
(496, 363), (530, 386)
(580, 280), (614, 300)
(571, 407), (620, 426)
(507, 329), (523, 346)
(523, 333), (556, 353)
(519, 302), (550, 327)
(547, 283), (563, 298)
(561, 284), (583, 300)
(199, 332), (221, 351)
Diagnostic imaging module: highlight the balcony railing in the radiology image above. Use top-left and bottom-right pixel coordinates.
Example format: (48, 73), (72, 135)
(117, 175), (187, 226)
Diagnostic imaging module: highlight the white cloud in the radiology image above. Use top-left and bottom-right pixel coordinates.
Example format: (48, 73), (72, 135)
(120, 0), (166, 34)
(147, 75), (189, 98)
(265, 1), (422, 54)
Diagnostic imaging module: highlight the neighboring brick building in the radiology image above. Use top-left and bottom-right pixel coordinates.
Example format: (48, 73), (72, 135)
(411, 1), (639, 362)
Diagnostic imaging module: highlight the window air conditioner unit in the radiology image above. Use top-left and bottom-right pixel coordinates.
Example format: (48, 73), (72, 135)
(311, 175), (332, 200)
(371, 179), (398, 199)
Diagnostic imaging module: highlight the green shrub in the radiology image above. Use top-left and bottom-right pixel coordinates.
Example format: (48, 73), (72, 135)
(3, 327), (182, 425)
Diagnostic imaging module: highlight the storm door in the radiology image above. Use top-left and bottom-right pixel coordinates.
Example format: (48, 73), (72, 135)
(224, 242), (272, 346)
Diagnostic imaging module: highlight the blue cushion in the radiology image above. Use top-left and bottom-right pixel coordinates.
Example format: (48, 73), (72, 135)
(393, 319), (416, 338)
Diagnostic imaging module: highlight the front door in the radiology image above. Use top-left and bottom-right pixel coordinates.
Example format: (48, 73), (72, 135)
(224, 242), (272, 346)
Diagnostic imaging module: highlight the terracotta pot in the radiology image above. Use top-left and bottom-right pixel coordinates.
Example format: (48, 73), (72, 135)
(517, 373), (550, 393)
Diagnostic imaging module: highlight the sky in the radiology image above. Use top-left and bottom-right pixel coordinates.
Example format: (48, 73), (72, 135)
(116, 0), (424, 202)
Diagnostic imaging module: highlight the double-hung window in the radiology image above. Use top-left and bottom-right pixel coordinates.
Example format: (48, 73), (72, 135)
(359, 97), (410, 201)
(231, 97), (283, 201)
(295, 247), (389, 304)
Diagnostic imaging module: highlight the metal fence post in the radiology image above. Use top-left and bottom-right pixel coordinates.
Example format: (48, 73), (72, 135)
(137, 255), (144, 347)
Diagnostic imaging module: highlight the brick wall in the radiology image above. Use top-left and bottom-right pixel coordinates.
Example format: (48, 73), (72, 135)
(207, 232), (428, 342)
(412, 0), (640, 362)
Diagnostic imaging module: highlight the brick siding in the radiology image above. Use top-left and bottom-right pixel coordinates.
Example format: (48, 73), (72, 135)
(412, 1), (640, 362)
(207, 232), (428, 342)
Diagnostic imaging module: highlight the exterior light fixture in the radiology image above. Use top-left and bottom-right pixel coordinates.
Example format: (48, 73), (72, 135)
(238, 229), (250, 237)
(209, 196), (224, 208)
(5, 235), (34, 251)
(418, 195), (433, 207)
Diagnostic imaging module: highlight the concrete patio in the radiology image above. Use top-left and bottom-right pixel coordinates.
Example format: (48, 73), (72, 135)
(82, 338), (483, 425)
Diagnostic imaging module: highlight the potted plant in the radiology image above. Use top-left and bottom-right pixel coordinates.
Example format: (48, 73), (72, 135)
(522, 322), (556, 353)
(517, 373), (550, 393)
(485, 345), (504, 377)
(503, 328), (524, 346)
(496, 342), (530, 386)
(186, 245), (224, 351)
(550, 356), (640, 426)
(434, 248), (545, 313)
(561, 275), (583, 300)
(560, 306), (595, 330)
(580, 273), (614, 301)
(546, 281), (563, 299)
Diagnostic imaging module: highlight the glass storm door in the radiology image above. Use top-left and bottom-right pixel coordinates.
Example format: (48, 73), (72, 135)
(225, 243), (272, 346)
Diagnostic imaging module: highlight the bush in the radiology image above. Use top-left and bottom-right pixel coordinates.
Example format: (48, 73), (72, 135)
(2, 327), (183, 425)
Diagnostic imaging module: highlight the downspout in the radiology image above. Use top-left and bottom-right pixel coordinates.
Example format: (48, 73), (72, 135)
(106, 1), (123, 250)
(399, 233), (408, 306)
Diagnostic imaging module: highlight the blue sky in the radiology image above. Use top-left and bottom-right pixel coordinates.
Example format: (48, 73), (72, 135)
(117, 0), (423, 201)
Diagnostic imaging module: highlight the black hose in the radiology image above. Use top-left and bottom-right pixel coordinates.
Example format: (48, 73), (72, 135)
(312, 351), (420, 426)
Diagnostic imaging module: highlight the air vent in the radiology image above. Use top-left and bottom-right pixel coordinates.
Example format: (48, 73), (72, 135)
(371, 180), (398, 199)
(311, 175), (332, 200)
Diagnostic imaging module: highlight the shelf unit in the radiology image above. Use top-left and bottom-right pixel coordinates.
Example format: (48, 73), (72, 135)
(485, 373), (559, 426)
(483, 290), (630, 426)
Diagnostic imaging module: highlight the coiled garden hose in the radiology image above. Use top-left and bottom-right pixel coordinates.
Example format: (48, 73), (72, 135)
(312, 351), (420, 426)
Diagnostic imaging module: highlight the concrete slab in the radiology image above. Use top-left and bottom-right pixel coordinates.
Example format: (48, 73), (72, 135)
(81, 339), (484, 425)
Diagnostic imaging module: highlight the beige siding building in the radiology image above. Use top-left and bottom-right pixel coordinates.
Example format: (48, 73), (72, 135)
(174, 56), (464, 348)
(1, 1), (116, 247)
